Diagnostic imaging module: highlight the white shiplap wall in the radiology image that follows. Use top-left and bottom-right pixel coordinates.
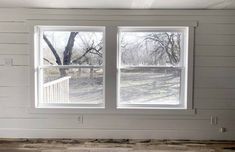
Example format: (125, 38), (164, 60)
(0, 8), (235, 140)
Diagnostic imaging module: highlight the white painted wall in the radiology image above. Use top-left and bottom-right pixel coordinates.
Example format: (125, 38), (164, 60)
(0, 8), (235, 140)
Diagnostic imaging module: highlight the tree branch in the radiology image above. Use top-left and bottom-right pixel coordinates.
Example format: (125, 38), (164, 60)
(43, 58), (54, 65)
(43, 34), (62, 65)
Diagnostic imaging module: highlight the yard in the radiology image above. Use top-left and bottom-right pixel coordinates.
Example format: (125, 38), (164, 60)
(43, 68), (180, 105)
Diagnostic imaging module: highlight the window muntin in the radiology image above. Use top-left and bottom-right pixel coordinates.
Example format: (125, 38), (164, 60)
(36, 26), (105, 108)
(118, 27), (188, 109)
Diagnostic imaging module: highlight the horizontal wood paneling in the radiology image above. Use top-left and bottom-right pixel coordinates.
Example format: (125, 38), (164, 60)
(0, 119), (212, 130)
(0, 44), (29, 55)
(195, 98), (235, 109)
(25, 9), (235, 16)
(0, 128), (234, 140)
(195, 45), (235, 57)
(195, 67), (235, 78)
(0, 86), (29, 97)
(195, 77), (235, 89)
(0, 67), (29, 86)
(0, 8), (234, 139)
(196, 35), (235, 46)
(24, 14), (235, 24)
(0, 33), (28, 44)
(195, 56), (235, 67)
(0, 22), (28, 33)
(0, 55), (29, 66)
(196, 109), (235, 120)
(196, 23), (235, 35)
(0, 96), (29, 107)
(195, 88), (235, 99)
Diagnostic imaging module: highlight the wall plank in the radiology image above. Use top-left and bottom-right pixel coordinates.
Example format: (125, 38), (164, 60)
(196, 23), (235, 35)
(195, 88), (235, 99)
(196, 35), (235, 46)
(0, 44), (29, 55)
(0, 33), (28, 44)
(195, 45), (235, 57)
(195, 77), (235, 89)
(0, 22), (28, 33)
(195, 98), (235, 109)
(0, 55), (29, 66)
(0, 67), (29, 86)
(195, 67), (235, 78)
(195, 56), (235, 67)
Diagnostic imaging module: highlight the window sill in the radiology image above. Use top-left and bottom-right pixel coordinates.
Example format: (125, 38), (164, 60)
(28, 106), (196, 116)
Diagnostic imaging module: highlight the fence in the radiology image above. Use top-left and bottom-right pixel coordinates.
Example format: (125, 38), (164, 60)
(43, 76), (71, 103)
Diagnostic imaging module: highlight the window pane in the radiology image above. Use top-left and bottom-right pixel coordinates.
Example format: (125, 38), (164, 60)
(120, 68), (181, 105)
(120, 32), (182, 66)
(42, 31), (103, 66)
(42, 67), (103, 104)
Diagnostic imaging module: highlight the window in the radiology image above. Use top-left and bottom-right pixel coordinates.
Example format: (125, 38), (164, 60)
(33, 21), (194, 112)
(35, 26), (105, 108)
(117, 27), (189, 109)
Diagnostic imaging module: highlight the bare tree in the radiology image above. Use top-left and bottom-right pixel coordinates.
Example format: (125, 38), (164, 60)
(145, 32), (181, 65)
(43, 32), (103, 76)
(43, 32), (78, 76)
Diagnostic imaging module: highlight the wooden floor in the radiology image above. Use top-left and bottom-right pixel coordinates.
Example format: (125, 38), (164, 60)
(0, 139), (234, 152)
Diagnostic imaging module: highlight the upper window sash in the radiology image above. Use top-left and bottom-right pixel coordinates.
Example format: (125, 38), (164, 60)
(118, 26), (187, 68)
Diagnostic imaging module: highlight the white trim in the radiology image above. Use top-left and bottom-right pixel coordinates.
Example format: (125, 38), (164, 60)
(28, 19), (195, 114)
(117, 26), (190, 109)
(118, 26), (188, 32)
(25, 9), (235, 16)
(28, 20), (198, 27)
(28, 107), (195, 115)
(186, 26), (195, 109)
(38, 26), (105, 32)
(40, 65), (102, 69)
(43, 76), (71, 87)
(32, 25), (106, 109)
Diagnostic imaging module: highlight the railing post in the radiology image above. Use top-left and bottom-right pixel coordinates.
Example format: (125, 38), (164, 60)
(90, 67), (94, 79)
(43, 76), (71, 104)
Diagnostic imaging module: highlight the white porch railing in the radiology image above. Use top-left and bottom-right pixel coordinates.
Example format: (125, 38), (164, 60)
(43, 76), (71, 103)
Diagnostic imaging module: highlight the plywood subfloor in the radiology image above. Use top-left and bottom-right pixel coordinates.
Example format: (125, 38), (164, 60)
(0, 139), (234, 152)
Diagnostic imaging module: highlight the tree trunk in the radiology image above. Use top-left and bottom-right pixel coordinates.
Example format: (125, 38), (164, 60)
(63, 32), (78, 65)
(43, 32), (78, 77)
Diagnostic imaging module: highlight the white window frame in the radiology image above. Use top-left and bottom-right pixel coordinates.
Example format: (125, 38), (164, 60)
(34, 25), (106, 109)
(28, 20), (196, 115)
(117, 26), (189, 109)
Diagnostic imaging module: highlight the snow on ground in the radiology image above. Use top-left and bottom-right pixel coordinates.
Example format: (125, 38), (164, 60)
(65, 69), (180, 105)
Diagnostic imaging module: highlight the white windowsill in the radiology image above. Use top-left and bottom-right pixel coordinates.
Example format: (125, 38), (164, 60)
(28, 106), (196, 116)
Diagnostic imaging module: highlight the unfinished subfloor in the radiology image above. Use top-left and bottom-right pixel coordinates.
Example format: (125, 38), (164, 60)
(0, 139), (234, 152)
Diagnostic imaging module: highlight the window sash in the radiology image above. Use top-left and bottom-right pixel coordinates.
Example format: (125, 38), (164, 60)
(37, 26), (105, 108)
(37, 66), (105, 108)
(118, 27), (186, 69)
(117, 27), (187, 109)
(117, 67), (185, 108)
